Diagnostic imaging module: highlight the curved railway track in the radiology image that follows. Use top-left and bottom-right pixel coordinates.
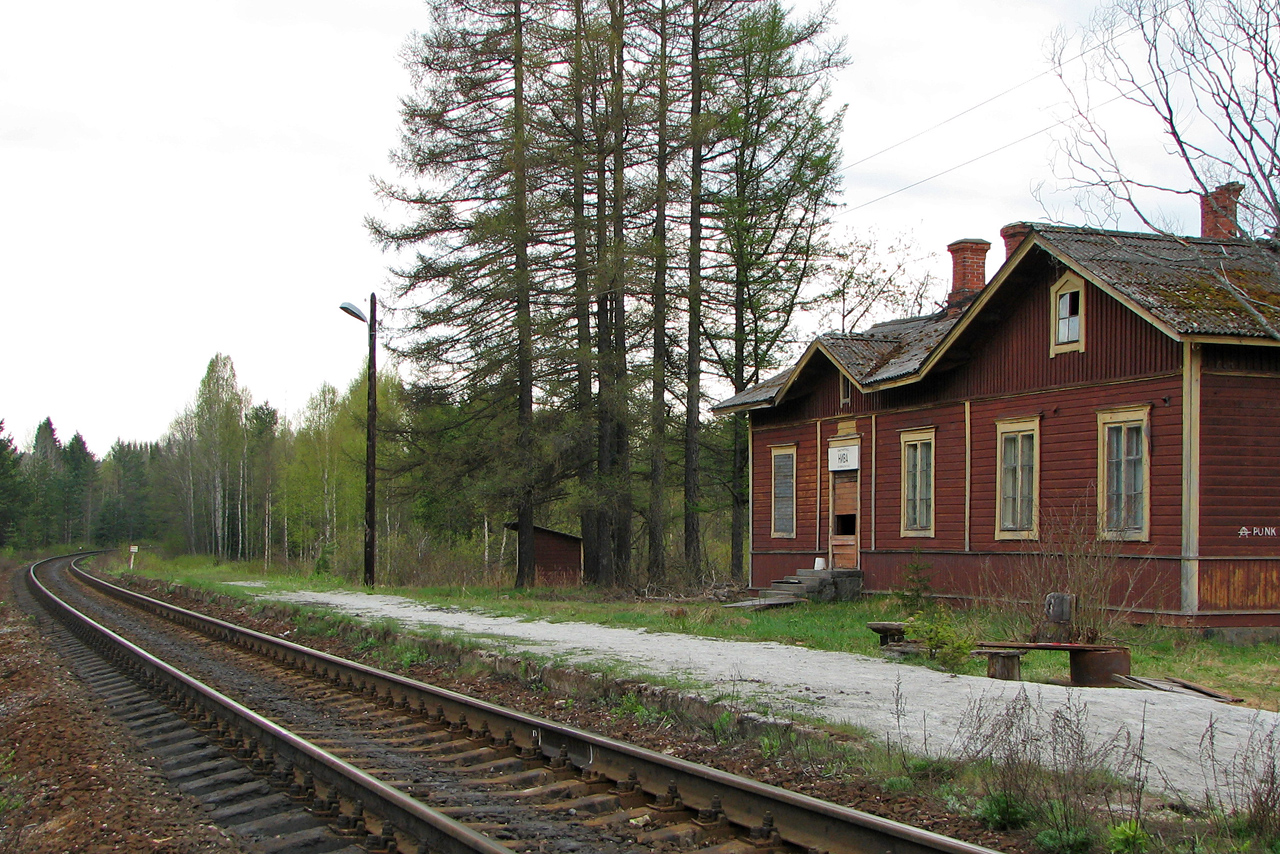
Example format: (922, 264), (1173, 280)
(22, 553), (1001, 854)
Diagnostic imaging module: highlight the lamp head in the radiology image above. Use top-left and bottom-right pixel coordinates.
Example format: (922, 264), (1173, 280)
(340, 302), (369, 324)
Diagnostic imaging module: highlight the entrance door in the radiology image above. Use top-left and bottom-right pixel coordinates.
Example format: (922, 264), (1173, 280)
(830, 469), (859, 569)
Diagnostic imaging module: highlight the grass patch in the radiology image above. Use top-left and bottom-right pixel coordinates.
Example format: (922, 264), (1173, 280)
(89, 551), (1280, 711)
(0, 749), (22, 817)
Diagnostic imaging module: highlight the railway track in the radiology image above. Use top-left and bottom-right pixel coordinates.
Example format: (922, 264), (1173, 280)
(22, 553), (1001, 854)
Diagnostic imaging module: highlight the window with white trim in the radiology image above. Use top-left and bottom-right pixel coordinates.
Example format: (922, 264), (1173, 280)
(996, 418), (1039, 539)
(1049, 274), (1085, 356)
(771, 445), (797, 538)
(1097, 407), (1150, 541)
(900, 429), (935, 537)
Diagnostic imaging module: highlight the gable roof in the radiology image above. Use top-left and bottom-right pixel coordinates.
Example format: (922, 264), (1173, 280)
(1033, 226), (1280, 339)
(712, 309), (961, 412)
(713, 224), (1280, 413)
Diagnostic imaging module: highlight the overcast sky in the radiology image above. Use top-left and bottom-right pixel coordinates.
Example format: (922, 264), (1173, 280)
(2, 0), (1193, 457)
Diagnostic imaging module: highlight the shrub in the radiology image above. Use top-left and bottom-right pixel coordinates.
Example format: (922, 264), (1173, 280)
(904, 607), (973, 672)
(974, 791), (1032, 830)
(1200, 715), (1280, 840)
(980, 497), (1156, 643)
(1036, 828), (1096, 854)
(1107, 820), (1150, 854)
(882, 776), (914, 793)
(893, 552), (934, 615)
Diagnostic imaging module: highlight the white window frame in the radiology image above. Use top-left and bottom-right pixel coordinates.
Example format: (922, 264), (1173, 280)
(900, 428), (935, 538)
(771, 445), (797, 539)
(995, 417), (1040, 540)
(1097, 406), (1150, 542)
(1049, 273), (1086, 357)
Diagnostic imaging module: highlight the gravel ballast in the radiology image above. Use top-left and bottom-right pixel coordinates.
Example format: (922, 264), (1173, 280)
(255, 588), (1280, 803)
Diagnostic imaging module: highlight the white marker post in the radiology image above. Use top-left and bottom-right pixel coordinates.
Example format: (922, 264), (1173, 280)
(129, 544), (138, 570)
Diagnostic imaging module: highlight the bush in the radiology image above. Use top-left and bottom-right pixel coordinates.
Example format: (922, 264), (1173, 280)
(904, 607), (973, 672)
(893, 552), (934, 615)
(974, 791), (1032, 830)
(1106, 820), (1150, 854)
(1036, 828), (1096, 854)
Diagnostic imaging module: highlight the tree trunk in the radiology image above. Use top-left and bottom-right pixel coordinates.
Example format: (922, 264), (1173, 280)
(684, 0), (705, 587)
(512, 0), (536, 590)
(647, 0), (671, 588)
(572, 0), (600, 584)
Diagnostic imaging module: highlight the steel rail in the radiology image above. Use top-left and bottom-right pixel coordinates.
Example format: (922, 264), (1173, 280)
(64, 562), (1003, 854)
(27, 555), (511, 854)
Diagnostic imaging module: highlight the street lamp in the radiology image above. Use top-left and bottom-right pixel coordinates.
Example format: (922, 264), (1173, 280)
(340, 294), (377, 588)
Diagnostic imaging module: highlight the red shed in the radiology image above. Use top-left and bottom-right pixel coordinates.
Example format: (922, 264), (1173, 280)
(505, 524), (583, 587)
(715, 187), (1280, 627)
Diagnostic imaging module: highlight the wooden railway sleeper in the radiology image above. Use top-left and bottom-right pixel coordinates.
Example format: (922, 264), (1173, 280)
(55, 562), (1006, 854)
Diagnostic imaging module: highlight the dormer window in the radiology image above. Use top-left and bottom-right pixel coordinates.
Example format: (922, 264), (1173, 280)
(1049, 274), (1086, 357)
(1057, 290), (1080, 343)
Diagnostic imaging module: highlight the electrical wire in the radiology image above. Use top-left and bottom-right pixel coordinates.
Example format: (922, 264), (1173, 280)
(838, 0), (1177, 175)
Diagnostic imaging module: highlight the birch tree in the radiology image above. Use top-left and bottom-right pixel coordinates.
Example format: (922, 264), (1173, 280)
(1051, 0), (1280, 237)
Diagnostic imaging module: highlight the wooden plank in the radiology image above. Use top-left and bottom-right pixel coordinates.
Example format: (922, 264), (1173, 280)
(1166, 676), (1245, 703)
(1114, 674), (1243, 703)
(722, 596), (804, 611)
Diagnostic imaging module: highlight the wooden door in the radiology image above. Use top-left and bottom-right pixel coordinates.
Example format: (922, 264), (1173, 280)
(830, 469), (859, 569)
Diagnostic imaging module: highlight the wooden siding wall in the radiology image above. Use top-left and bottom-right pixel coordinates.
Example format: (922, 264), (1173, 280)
(860, 552), (1181, 612)
(967, 376), (1185, 553)
(751, 422), (822, 557)
(748, 256), (1195, 610)
(1199, 560), (1280, 611)
(532, 531), (583, 587)
(1203, 344), (1280, 373)
(1199, 373), (1280, 571)
(940, 277), (1181, 402)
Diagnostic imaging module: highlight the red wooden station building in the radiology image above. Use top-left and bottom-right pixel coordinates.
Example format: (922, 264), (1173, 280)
(714, 186), (1280, 627)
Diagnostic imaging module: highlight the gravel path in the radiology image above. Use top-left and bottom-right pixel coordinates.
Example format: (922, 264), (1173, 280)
(252, 588), (1278, 802)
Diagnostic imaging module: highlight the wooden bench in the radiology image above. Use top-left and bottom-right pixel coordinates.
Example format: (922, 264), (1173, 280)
(867, 621), (908, 646)
(975, 642), (1130, 687)
(971, 648), (1029, 681)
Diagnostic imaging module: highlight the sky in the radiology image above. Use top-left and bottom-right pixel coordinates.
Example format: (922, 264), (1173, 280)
(1, 0), (1192, 457)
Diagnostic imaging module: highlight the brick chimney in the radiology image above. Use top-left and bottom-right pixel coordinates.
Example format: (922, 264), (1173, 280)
(1000, 222), (1033, 258)
(1201, 182), (1244, 239)
(947, 238), (991, 305)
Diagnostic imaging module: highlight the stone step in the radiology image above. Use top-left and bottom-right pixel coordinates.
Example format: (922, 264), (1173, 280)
(773, 577), (826, 591)
(758, 568), (865, 604)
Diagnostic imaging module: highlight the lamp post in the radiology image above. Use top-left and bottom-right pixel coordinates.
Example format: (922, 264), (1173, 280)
(340, 293), (377, 588)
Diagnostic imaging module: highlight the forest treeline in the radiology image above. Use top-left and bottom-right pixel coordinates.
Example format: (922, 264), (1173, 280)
(0, 0), (933, 588)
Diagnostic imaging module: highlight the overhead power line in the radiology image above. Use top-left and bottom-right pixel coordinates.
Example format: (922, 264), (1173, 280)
(840, 0), (1194, 213)
(839, 3), (1165, 176)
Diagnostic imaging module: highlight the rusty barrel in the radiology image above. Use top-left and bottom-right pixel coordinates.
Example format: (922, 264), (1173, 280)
(1069, 647), (1131, 687)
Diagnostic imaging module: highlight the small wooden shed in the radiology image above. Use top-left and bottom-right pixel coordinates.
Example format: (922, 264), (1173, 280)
(504, 523), (583, 587)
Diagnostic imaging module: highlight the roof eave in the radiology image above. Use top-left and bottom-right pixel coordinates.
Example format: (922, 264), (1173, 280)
(1183, 333), (1280, 347)
(710, 399), (777, 415)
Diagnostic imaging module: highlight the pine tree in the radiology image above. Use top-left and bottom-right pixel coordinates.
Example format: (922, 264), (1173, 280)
(0, 421), (28, 547)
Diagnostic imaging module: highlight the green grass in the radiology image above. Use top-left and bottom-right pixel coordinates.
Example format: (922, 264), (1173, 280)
(93, 551), (1280, 711)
